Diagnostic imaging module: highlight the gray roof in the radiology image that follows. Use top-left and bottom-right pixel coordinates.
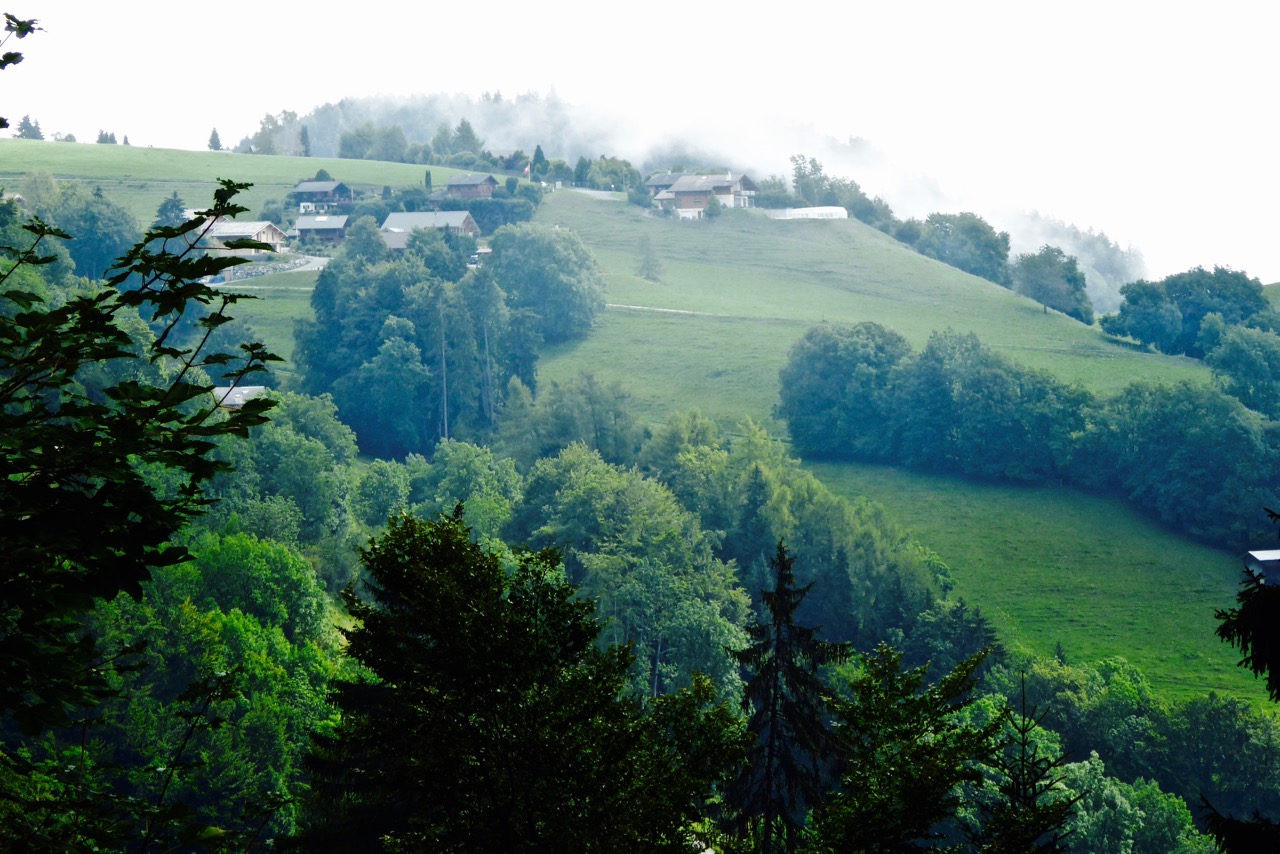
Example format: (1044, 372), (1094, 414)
(296, 214), (349, 231)
(381, 211), (474, 231)
(669, 174), (741, 193)
(645, 173), (690, 189)
(446, 173), (498, 187)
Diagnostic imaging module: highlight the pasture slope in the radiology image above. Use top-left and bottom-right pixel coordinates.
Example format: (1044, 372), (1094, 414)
(0, 140), (1262, 704)
(533, 189), (1262, 706)
(0, 138), (461, 226)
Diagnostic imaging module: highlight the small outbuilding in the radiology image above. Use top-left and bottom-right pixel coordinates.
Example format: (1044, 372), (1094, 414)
(445, 174), (499, 199)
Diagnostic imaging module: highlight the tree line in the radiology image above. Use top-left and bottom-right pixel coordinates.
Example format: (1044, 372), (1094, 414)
(778, 321), (1280, 547)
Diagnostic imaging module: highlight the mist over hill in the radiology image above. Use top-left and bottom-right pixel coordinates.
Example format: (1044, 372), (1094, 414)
(254, 93), (1144, 313)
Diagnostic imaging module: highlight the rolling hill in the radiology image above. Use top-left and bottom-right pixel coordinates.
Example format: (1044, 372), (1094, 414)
(530, 190), (1259, 705)
(0, 141), (1261, 704)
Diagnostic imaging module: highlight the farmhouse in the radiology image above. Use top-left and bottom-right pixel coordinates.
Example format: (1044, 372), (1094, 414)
(445, 174), (499, 199)
(380, 211), (481, 249)
(289, 180), (352, 213)
(654, 173), (757, 220)
(294, 214), (349, 245)
(204, 220), (287, 255)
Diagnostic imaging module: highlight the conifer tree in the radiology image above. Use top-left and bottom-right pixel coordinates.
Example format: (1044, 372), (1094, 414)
(725, 541), (850, 853)
(298, 509), (745, 851)
(808, 645), (1003, 852)
(967, 676), (1081, 851)
(208, 126), (221, 150)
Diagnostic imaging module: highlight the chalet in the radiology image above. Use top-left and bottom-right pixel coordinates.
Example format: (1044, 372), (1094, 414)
(656, 173), (758, 220)
(380, 211), (481, 249)
(644, 172), (687, 196)
(289, 180), (352, 213)
(295, 214), (349, 245)
(446, 174), (499, 199)
(204, 220), (287, 256)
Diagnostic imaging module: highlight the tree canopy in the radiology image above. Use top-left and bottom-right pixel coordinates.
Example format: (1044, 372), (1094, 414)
(299, 509), (746, 851)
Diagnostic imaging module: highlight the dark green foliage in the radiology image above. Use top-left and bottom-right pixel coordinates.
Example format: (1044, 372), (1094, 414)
(294, 229), (509, 456)
(438, 195), (535, 233)
(495, 371), (646, 468)
(152, 190), (186, 229)
(726, 543), (850, 853)
(1, 181), (276, 735)
(789, 155), (899, 232)
(1, 182), (281, 844)
(504, 443), (749, 696)
(776, 322), (911, 459)
(638, 417), (947, 651)
(1100, 279), (1182, 352)
(1071, 380), (1279, 545)
(51, 183), (143, 280)
(779, 320), (1280, 548)
(1217, 546), (1280, 702)
(299, 510), (746, 851)
(1103, 266), (1271, 356)
(915, 211), (1012, 286)
(1012, 245), (1094, 324)
(486, 222), (606, 344)
(901, 599), (1003, 679)
(967, 677), (1081, 852)
(1205, 321), (1280, 417)
(808, 645), (1002, 852)
(779, 325), (1087, 480)
(888, 330), (1086, 482)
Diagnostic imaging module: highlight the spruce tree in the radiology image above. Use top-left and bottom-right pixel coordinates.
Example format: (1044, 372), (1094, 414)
(726, 541), (850, 853)
(967, 675), (1081, 851)
(298, 509), (745, 851)
(808, 645), (1003, 852)
(13, 113), (41, 139)
(208, 127), (221, 150)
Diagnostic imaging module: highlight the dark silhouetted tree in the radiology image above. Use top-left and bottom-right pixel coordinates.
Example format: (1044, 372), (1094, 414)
(808, 645), (1002, 851)
(298, 509), (745, 851)
(726, 542), (850, 853)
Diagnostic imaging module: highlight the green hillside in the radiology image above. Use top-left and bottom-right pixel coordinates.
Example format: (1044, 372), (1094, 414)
(0, 141), (1260, 704)
(0, 138), (458, 225)
(531, 191), (1261, 706)
(535, 190), (1206, 432)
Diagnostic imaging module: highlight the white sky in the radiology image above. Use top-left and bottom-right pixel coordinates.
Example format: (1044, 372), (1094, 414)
(7, 1), (1280, 281)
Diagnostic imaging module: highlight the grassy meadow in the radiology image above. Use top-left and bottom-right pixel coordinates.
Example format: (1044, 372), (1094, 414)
(1, 139), (1262, 704)
(532, 191), (1266, 705)
(221, 270), (318, 382)
(0, 138), (460, 225)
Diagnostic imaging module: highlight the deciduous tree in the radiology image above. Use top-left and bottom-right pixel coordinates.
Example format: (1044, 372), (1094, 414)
(1012, 244), (1094, 324)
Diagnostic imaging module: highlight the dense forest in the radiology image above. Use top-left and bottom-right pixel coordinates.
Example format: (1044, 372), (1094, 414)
(5, 14), (1280, 852)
